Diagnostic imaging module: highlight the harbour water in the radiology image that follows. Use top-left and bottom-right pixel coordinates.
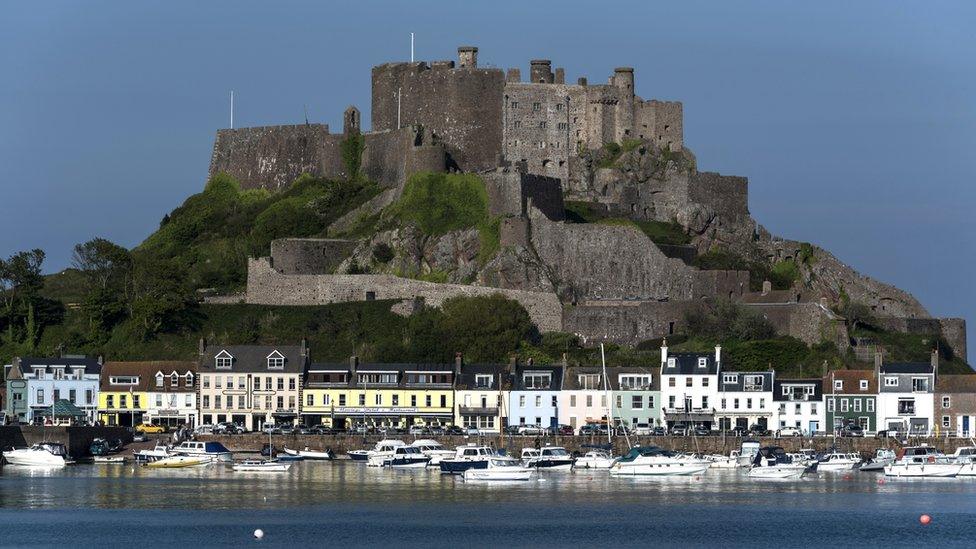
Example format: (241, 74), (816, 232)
(2, 462), (976, 547)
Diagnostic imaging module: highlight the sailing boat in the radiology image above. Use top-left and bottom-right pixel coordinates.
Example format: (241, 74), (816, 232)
(233, 419), (291, 472)
(574, 344), (618, 470)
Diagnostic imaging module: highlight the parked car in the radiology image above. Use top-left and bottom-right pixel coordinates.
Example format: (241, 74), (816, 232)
(556, 424), (574, 436)
(749, 425), (771, 437)
(578, 424), (609, 436)
(408, 425), (428, 435)
(309, 425), (335, 435)
(503, 425), (521, 435)
(463, 426), (481, 436)
(278, 424), (295, 435)
(670, 424), (688, 436)
(727, 425), (748, 437)
(777, 427), (802, 437)
(650, 426), (667, 436)
(444, 425), (465, 436)
(693, 426), (712, 437)
(428, 425), (445, 436)
(213, 422), (245, 435)
(518, 424), (545, 436)
(132, 432), (148, 443)
(136, 423), (166, 434)
(632, 423), (654, 436)
(292, 424), (312, 435)
(839, 423), (864, 437)
(262, 424), (282, 435)
(194, 424), (214, 435)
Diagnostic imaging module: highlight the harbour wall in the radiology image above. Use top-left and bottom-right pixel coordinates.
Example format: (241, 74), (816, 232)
(0, 426), (133, 458)
(196, 434), (973, 459)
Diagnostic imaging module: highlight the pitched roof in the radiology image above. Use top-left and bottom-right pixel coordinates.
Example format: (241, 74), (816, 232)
(16, 356), (101, 375)
(773, 378), (824, 401)
(199, 344), (306, 374)
(936, 375), (976, 394)
(455, 363), (513, 391)
(880, 362), (934, 374)
(100, 361), (197, 392)
(512, 364), (564, 391)
(34, 399), (86, 417)
(822, 370), (876, 394)
(662, 352), (719, 375)
(562, 366), (660, 391)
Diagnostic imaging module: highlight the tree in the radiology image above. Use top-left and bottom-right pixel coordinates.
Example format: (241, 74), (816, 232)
(0, 248), (45, 311)
(72, 238), (132, 291)
(439, 295), (539, 363)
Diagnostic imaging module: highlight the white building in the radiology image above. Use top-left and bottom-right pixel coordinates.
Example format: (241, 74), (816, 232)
(716, 371), (774, 432)
(875, 351), (938, 436)
(660, 344), (721, 431)
(772, 378), (824, 435)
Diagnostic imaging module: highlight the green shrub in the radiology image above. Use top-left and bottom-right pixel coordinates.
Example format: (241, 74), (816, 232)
(392, 172), (489, 236)
(372, 243), (394, 264)
(770, 259), (800, 290)
(340, 132), (365, 181)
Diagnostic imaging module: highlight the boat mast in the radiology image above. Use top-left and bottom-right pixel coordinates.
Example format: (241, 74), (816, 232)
(600, 344), (613, 449)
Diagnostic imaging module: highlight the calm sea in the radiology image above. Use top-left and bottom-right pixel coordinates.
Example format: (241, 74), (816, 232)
(1, 462), (975, 547)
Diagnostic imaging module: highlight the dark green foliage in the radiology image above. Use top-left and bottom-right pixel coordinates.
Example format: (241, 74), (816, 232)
(596, 142), (623, 168)
(372, 243), (394, 264)
(340, 131), (365, 181)
(632, 219), (691, 246)
(685, 300), (777, 341)
(798, 242), (816, 265)
(770, 259), (800, 289)
(438, 295), (540, 363)
(564, 201), (605, 224)
(391, 172), (490, 236)
(563, 201), (690, 246)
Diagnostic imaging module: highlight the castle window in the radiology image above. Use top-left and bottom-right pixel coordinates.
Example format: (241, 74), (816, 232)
(555, 104), (562, 111)
(510, 101), (519, 109)
(557, 122), (567, 130)
(513, 121), (521, 129)
(539, 121), (547, 129)
(664, 125), (670, 131)
(532, 102), (541, 111)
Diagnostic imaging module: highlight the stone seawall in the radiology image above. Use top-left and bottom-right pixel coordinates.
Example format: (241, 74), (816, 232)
(0, 426), (133, 458)
(197, 433), (970, 460)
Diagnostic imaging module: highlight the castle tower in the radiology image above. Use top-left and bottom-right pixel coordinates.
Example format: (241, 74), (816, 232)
(530, 60), (554, 84)
(343, 105), (361, 134)
(613, 67), (635, 141)
(458, 46), (478, 68)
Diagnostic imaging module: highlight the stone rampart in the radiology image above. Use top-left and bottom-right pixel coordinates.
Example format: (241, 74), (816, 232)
(270, 238), (358, 275)
(245, 258), (562, 332)
(483, 171), (565, 221)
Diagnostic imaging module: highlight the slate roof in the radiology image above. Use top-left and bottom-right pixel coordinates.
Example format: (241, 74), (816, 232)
(512, 364), (564, 391)
(662, 352), (719, 375)
(936, 375), (976, 394)
(562, 366), (660, 391)
(718, 371), (773, 392)
(773, 378), (824, 401)
(455, 363), (513, 391)
(198, 344), (307, 374)
(880, 362), (934, 375)
(100, 361), (197, 392)
(822, 370), (876, 394)
(304, 361), (456, 389)
(13, 356), (102, 376)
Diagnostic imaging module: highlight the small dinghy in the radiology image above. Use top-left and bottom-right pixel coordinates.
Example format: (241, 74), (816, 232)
(232, 459), (291, 472)
(284, 447), (334, 461)
(94, 456), (125, 464)
(145, 455), (209, 468)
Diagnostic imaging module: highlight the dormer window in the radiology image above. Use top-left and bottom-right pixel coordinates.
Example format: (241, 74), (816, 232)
(215, 350), (233, 370)
(155, 372), (164, 388)
(185, 372), (194, 388)
(834, 380), (844, 390)
(697, 358), (708, 368)
(171, 372), (179, 387)
(52, 368), (65, 380)
(267, 350), (285, 370)
(71, 367), (84, 379)
(33, 367), (44, 379)
(474, 374), (493, 388)
(859, 380), (868, 390)
(667, 358), (676, 368)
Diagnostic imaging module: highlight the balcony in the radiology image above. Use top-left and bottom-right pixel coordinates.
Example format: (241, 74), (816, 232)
(459, 406), (499, 416)
(743, 384), (765, 392)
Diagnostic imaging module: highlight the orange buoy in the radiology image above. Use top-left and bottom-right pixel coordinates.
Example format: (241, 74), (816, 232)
(920, 514), (932, 525)
(877, 478), (885, 485)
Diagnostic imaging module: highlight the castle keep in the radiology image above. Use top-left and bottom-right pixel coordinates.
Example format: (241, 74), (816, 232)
(206, 45), (966, 361)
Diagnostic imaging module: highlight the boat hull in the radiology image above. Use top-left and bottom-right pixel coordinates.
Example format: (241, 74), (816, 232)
(527, 459), (574, 471)
(609, 461), (710, 477)
(145, 456), (208, 468)
(2, 450), (67, 467)
(347, 451), (369, 462)
(386, 457), (430, 469)
(956, 463), (976, 477)
(439, 459), (488, 474)
(858, 460), (892, 472)
(464, 468), (533, 481)
(574, 457), (615, 469)
(817, 461), (858, 472)
(884, 463), (962, 478)
(233, 463), (291, 472)
(749, 466), (806, 480)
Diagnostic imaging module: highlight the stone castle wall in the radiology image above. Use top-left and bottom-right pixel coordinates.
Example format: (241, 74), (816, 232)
(483, 171), (565, 221)
(269, 238), (359, 275)
(245, 257), (563, 332)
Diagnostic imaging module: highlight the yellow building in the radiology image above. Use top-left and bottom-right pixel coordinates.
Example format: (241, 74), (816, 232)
(302, 359), (456, 429)
(97, 362), (152, 427)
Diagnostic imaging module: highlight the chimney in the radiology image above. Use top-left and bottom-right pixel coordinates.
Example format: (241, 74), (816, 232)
(715, 345), (722, 367)
(874, 348), (883, 380)
(931, 347), (940, 379)
(577, 77), (587, 86)
(198, 337), (206, 355)
(301, 338), (308, 360)
(97, 355), (103, 365)
(454, 351), (463, 372)
(561, 353), (568, 367)
(660, 340), (669, 367)
(349, 355), (359, 372)
(458, 46), (478, 68)
(554, 67), (565, 84)
(530, 59), (553, 84)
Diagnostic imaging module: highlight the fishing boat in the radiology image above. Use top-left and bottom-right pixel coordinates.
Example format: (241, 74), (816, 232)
(410, 440), (454, 466)
(521, 446), (574, 471)
(232, 459), (291, 472)
(574, 446), (615, 469)
(170, 441), (233, 463)
(463, 456), (533, 482)
(439, 444), (496, 474)
(816, 451), (862, 472)
(859, 449), (896, 472)
(2, 443), (71, 467)
(283, 447), (334, 461)
(609, 446), (711, 477)
(372, 446), (430, 468)
(748, 446), (806, 480)
(145, 455), (209, 468)
(885, 446), (962, 478)
(949, 446), (976, 476)
(133, 444), (171, 463)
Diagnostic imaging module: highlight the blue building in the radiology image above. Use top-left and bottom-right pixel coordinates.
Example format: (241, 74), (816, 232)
(507, 363), (564, 430)
(3, 356), (101, 424)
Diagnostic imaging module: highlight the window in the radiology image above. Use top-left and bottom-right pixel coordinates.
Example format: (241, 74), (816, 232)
(778, 403), (786, 414)
(202, 395), (210, 408)
(203, 377), (210, 389)
(577, 374), (601, 390)
(53, 389), (60, 401)
(723, 374), (739, 384)
(811, 403), (817, 414)
(535, 395), (541, 407)
(834, 380), (844, 390)
(510, 101), (519, 109)
(697, 357), (708, 368)
(746, 398), (752, 410)
(519, 395), (526, 407)
(866, 399), (874, 412)
(155, 373), (164, 388)
(324, 394), (331, 406)
(632, 395), (643, 409)
(155, 394), (163, 407)
(411, 395), (417, 407)
(532, 102), (541, 111)
(585, 395), (593, 407)
(358, 394), (366, 406)
(840, 399), (849, 412)
(338, 394), (346, 406)
(733, 398), (740, 410)
(648, 396), (654, 408)
(215, 350), (233, 370)
(702, 378), (709, 387)
(267, 351), (285, 370)
(827, 399), (835, 412)
(523, 373), (552, 389)
(897, 399), (915, 415)
(359, 373), (398, 385)
(794, 403), (801, 414)
(912, 377), (929, 392)
(289, 378), (296, 390)
(253, 377), (261, 390)
(185, 394), (192, 407)
(721, 398), (727, 409)
(265, 378), (272, 390)
(375, 394), (382, 406)
(616, 395), (622, 408)
(306, 394), (313, 406)
(441, 395), (447, 408)
(570, 395), (577, 407)
(884, 377), (898, 387)
(277, 396), (284, 409)
(171, 372), (179, 387)
(538, 121), (547, 129)
(288, 396), (295, 409)
(555, 103), (562, 111)
(552, 395), (558, 407)
(475, 375), (493, 388)
(110, 376), (139, 385)
(668, 396), (675, 408)
(225, 395), (232, 409)
(238, 395), (245, 409)
(85, 389), (93, 405)
(943, 396), (951, 409)
(120, 395), (128, 408)
(859, 380), (868, 390)
(667, 358), (676, 368)
(237, 377), (246, 389)
(425, 395), (432, 407)
(743, 375), (764, 391)
(759, 398), (765, 410)
(277, 378), (284, 391)
(701, 396), (709, 409)
(668, 377), (676, 387)
(106, 395), (114, 408)
(186, 373), (194, 387)
(685, 378), (693, 388)
(619, 375), (651, 390)
(943, 416), (951, 428)
(854, 400), (862, 412)
(36, 389), (44, 403)
(557, 122), (568, 130)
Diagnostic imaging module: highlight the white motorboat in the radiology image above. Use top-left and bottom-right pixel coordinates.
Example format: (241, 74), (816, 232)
(439, 444), (497, 474)
(463, 456), (533, 482)
(748, 446), (807, 480)
(737, 440), (761, 466)
(574, 448), (615, 469)
(283, 447), (334, 461)
(410, 439), (454, 466)
(2, 443), (71, 467)
(375, 446), (430, 468)
(816, 451), (862, 472)
(364, 439), (407, 467)
(949, 446), (976, 476)
(521, 446), (574, 471)
(706, 450), (741, 469)
(232, 459), (291, 472)
(858, 449), (896, 472)
(609, 446), (711, 477)
(133, 444), (171, 463)
(885, 446), (962, 478)
(94, 456), (125, 464)
(170, 441), (233, 463)
(144, 455), (209, 468)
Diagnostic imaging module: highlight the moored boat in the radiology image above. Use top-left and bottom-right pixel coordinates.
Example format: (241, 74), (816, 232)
(609, 446), (710, 477)
(232, 459), (291, 472)
(170, 441), (233, 463)
(521, 446), (574, 471)
(2, 443), (71, 467)
(284, 447), (334, 461)
(439, 444), (496, 474)
(859, 449), (896, 472)
(949, 447), (976, 476)
(376, 446), (430, 468)
(363, 439), (407, 467)
(885, 446), (962, 478)
(144, 455), (209, 468)
(737, 440), (761, 466)
(574, 447), (615, 470)
(706, 450), (741, 469)
(748, 446), (806, 480)
(410, 439), (454, 466)
(463, 456), (533, 482)
(133, 444), (171, 463)
(816, 451), (861, 472)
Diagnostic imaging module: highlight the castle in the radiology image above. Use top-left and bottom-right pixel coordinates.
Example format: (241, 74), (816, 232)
(206, 46), (966, 362)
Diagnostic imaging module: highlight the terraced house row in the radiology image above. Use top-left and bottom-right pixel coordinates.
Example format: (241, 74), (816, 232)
(3, 341), (975, 436)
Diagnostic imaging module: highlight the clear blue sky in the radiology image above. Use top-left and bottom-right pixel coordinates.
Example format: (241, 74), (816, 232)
(1, 2), (972, 360)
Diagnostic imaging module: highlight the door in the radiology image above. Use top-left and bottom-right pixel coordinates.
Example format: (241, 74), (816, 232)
(809, 420), (819, 435)
(964, 416), (971, 437)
